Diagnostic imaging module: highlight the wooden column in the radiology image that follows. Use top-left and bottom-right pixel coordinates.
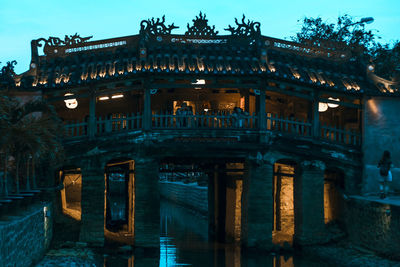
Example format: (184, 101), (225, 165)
(258, 89), (266, 130)
(143, 87), (151, 131)
(312, 91), (320, 138)
(88, 93), (96, 138)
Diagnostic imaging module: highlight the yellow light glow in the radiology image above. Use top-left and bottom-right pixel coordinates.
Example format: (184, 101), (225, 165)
(64, 93), (78, 109)
(319, 102), (328, 112)
(99, 96), (110, 101)
(192, 79), (205, 89)
(327, 97), (340, 108)
(192, 79), (206, 85)
(268, 64), (276, 72)
(111, 94), (124, 99)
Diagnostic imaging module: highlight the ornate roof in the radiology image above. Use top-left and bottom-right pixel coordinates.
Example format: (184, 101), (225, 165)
(11, 13), (380, 95)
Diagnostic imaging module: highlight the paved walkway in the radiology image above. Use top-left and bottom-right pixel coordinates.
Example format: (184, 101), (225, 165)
(350, 194), (400, 206)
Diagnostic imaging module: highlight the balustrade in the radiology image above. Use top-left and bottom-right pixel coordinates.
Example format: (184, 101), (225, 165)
(63, 112), (360, 146)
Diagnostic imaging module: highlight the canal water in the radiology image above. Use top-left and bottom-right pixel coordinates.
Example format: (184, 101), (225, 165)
(100, 199), (331, 267)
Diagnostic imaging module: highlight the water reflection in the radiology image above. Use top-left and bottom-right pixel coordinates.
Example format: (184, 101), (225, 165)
(102, 199), (328, 267)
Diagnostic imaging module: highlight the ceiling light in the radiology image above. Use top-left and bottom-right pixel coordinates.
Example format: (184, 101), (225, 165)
(111, 94), (124, 99)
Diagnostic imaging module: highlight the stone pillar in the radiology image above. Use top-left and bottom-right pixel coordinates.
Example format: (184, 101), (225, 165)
(242, 160), (274, 249)
(79, 164), (105, 246)
(134, 158), (160, 249)
(294, 160), (325, 245)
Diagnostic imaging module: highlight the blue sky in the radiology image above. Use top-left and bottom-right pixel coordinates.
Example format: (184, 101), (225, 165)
(1, 0), (399, 74)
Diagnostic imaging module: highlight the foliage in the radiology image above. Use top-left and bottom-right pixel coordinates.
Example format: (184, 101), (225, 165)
(0, 90), (65, 194)
(292, 15), (400, 80)
(0, 61), (17, 89)
(372, 42), (400, 80)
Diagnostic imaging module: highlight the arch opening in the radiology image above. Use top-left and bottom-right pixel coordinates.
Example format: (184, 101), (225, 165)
(104, 158), (135, 245)
(272, 159), (297, 246)
(324, 168), (344, 225)
(159, 158), (244, 244)
(60, 167), (82, 221)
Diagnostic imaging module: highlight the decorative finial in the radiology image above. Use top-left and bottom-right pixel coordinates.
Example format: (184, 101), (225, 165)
(225, 14), (261, 37)
(185, 12), (218, 36)
(140, 15), (179, 36)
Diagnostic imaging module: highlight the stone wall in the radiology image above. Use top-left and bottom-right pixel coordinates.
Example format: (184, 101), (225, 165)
(345, 197), (400, 259)
(363, 97), (400, 194)
(159, 181), (208, 215)
(0, 203), (53, 267)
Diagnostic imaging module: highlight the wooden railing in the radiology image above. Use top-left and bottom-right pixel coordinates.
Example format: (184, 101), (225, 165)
(321, 125), (361, 146)
(96, 112), (142, 134)
(64, 113), (360, 146)
(64, 119), (88, 137)
(152, 111), (257, 129)
(266, 114), (312, 137)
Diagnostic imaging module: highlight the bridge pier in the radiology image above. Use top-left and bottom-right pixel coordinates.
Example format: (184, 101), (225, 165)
(242, 160), (274, 250)
(134, 158), (160, 249)
(79, 166), (105, 246)
(294, 160), (326, 245)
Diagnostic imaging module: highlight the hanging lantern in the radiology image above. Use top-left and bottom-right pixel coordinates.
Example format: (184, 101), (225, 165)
(318, 102), (328, 112)
(327, 97), (340, 108)
(64, 93), (78, 109)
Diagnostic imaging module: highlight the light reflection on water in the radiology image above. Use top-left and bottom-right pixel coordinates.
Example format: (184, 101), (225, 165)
(102, 200), (326, 267)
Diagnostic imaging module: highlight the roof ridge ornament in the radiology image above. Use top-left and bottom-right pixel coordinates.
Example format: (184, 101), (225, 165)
(185, 12), (218, 37)
(225, 15), (261, 37)
(140, 15), (179, 36)
(36, 33), (93, 47)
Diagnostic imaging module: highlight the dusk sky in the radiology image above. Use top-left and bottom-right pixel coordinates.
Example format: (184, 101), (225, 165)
(1, 0), (399, 74)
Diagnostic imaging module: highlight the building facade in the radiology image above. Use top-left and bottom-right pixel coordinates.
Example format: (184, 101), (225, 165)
(7, 13), (400, 249)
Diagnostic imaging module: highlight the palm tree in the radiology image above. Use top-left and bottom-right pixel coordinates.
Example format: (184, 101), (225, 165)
(1, 60), (64, 195)
(0, 92), (64, 194)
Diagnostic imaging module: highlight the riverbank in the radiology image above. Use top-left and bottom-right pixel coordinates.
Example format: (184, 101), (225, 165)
(35, 245), (97, 267)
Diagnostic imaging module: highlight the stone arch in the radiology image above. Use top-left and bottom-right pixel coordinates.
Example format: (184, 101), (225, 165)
(104, 156), (135, 245)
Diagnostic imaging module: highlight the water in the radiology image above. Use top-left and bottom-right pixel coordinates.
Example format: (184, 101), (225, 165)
(101, 199), (328, 267)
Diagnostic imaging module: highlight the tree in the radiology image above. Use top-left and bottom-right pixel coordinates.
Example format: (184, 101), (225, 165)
(0, 61), (65, 195)
(292, 15), (400, 80)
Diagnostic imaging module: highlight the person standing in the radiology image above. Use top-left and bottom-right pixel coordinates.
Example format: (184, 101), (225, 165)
(378, 150), (393, 199)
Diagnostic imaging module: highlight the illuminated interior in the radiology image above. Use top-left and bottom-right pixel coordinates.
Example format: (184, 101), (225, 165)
(104, 159), (135, 245)
(60, 168), (82, 221)
(272, 161), (296, 245)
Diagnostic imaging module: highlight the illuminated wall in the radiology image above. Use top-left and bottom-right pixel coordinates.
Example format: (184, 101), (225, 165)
(363, 97), (400, 193)
(273, 162), (295, 245)
(60, 169), (82, 221)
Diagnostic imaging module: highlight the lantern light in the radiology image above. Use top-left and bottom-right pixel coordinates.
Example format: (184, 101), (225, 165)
(318, 102), (328, 112)
(64, 93), (78, 109)
(327, 97), (340, 108)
